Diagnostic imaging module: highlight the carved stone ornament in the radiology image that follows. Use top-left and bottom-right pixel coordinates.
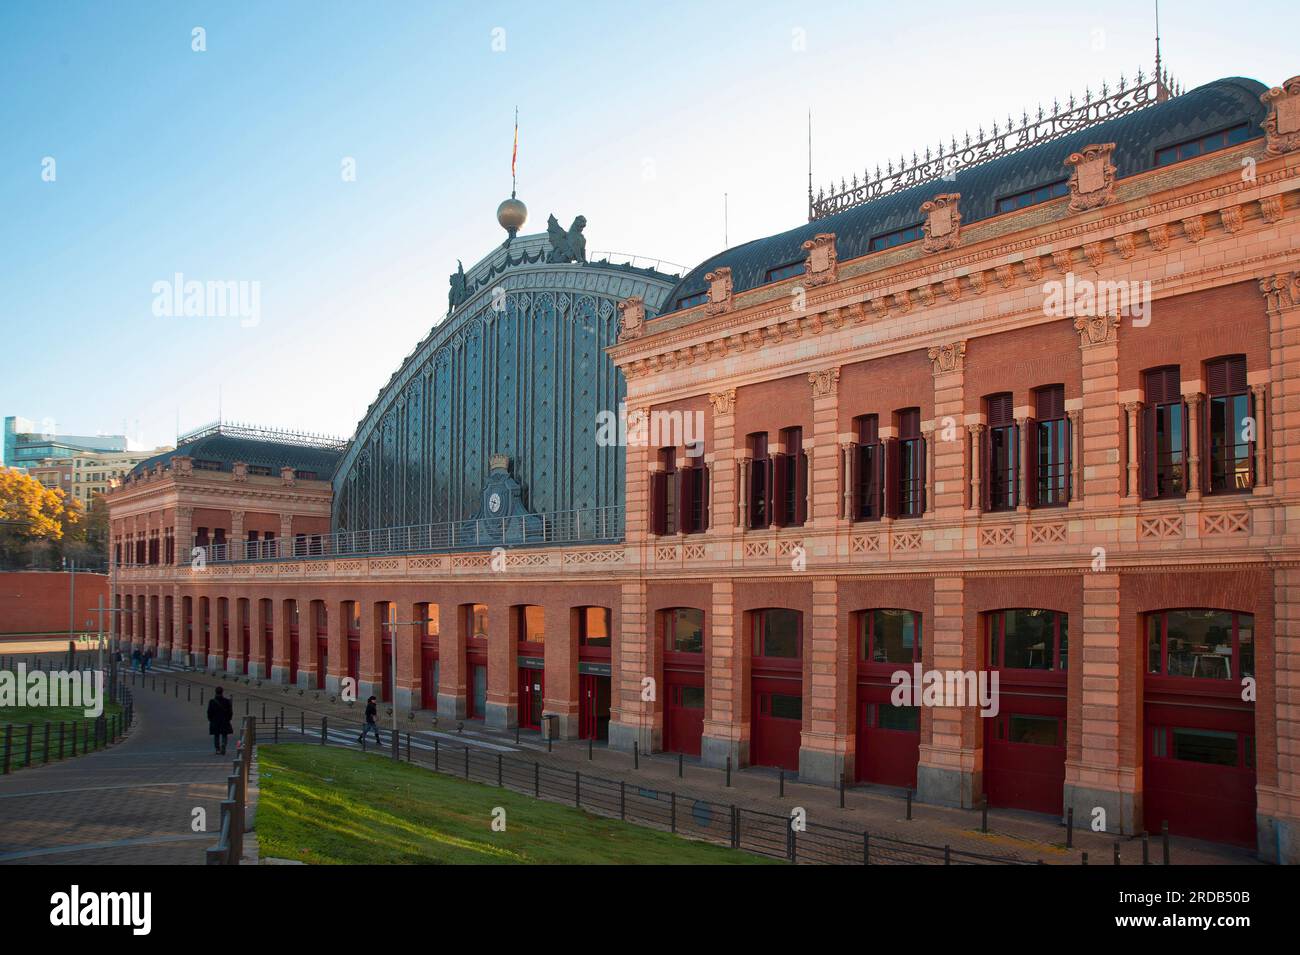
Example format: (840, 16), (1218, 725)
(1147, 223), (1171, 251)
(1064, 143), (1117, 212)
(921, 193), (961, 253)
(617, 295), (646, 342)
(708, 389), (736, 415)
(1182, 214), (1206, 243)
(1261, 76), (1300, 155)
(704, 266), (733, 315)
(280, 466), (297, 486)
(172, 455), (193, 477)
(232, 461), (248, 482)
(1220, 205), (1244, 234)
(927, 340), (967, 375)
(801, 233), (838, 286)
(1114, 233), (1137, 259)
(1261, 196), (1285, 224)
(808, 367), (840, 398)
(1259, 271), (1300, 313)
(1074, 314), (1120, 348)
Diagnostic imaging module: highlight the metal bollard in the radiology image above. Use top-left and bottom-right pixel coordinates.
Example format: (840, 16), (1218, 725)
(1162, 820), (1170, 865)
(981, 797), (988, 833)
(1066, 806), (1074, 848)
(779, 769), (785, 797)
(321, 716), (327, 744)
(863, 831), (870, 865)
(840, 773), (846, 809)
(1113, 841), (1121, 865)
(678, 753), (683, 778)
(1142, 830), (1150, 865)
(725, 755), (732, 788)
(906, 789), (913, 820)
(633, 741), (639, 769)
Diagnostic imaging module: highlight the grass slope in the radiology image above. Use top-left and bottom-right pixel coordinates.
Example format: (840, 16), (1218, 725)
(256, 743), (776, 865)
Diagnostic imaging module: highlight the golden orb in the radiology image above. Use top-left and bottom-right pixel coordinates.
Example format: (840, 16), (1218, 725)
(497, 196), (528, 235)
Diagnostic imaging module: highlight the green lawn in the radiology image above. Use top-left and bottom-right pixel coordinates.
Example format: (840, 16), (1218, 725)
(256, 744), (777, 865)
(0, 702), (124, 769)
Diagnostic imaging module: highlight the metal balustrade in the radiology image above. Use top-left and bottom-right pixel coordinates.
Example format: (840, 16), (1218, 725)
(179, 505), (624, 565)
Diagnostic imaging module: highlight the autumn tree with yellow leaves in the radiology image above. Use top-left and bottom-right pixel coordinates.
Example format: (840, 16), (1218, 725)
(0, 467), (85, 568)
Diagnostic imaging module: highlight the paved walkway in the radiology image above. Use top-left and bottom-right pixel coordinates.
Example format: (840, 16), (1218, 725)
(0, 684), (233, 865)
(122, 665), (1260, 865)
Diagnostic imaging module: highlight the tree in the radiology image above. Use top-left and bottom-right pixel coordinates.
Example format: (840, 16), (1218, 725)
(0, 468), (77, 567)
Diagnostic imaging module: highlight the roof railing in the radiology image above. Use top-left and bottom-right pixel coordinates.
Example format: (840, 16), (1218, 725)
(809, 66), (1179, 221)
(183, 505), (625, 565)
(177, 420), (349, 452)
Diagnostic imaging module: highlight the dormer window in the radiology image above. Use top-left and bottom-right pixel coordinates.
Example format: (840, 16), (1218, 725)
(1155, 123), (1251, 166)
(764, 261), (804, 283)
(995, 180), (1069, 214)
(867, 223), (925, 253)
(676, 290), (708, 311)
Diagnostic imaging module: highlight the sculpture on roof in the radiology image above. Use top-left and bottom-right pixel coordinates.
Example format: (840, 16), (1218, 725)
(545, 214), (587, 264)
(448, 260), (469, 313)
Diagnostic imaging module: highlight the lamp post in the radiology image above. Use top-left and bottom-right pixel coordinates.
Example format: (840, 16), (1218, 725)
(90, 596), (128, 704)
(383, 618), (423, 761)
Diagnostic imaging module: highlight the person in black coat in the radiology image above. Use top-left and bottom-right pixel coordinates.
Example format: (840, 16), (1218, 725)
(356, 695), (383, 746)
(207, 686), (235, 754)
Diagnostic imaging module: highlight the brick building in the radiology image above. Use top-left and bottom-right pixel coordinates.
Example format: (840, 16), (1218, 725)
(107, 69), (1300, 862)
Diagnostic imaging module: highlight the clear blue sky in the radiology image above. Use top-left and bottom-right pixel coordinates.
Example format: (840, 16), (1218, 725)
(1, 0), (1294, 449)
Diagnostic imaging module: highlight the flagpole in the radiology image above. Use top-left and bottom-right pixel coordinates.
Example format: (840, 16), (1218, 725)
(511, 106), (519, 199)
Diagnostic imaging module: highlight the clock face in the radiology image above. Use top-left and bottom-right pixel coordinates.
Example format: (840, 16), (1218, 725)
(488, 492), (502, 514)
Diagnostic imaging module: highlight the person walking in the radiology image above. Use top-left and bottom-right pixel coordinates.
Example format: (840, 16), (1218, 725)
(357, 695), (383, 746)
(207, 686), (235, 755)
(143, 647), (153, 672)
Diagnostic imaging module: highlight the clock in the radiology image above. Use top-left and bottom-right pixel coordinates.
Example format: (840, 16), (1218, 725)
(488, 492), (502, 514)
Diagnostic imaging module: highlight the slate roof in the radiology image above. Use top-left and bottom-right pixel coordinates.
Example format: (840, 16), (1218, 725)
(128, 432), (344, 479)
(658, 77), (1268, 316)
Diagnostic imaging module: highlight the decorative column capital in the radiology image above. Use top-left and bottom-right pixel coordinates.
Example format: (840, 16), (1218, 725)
(1261, 76), (1300, 155)
(1259, 271), (1300, 314)
(966, 422), (986, 437)
(928, 340), (967, 375)
(1074, 314), (1120, 349)
(708, 389), (736, 416)
(807, 367), (840, 398)
(1123, 400), (1143, 415)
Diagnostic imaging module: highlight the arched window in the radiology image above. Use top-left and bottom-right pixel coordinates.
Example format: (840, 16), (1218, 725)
(988, 609), (1067, 671)
(859, 609), (922, 664)
(515, 605), (544, 646)
(1205, 356), (1252, 494)
(753, 608), (801, 659)
(984, 393), (1017, 511)
(577, 606), (611, 650)
(1143, 366), (1186, 499)
(664, 607), (704, 653)
(1147, 609), (1253, 680)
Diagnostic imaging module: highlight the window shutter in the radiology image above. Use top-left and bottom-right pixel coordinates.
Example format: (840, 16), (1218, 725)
(918, 436), (928, 514)
(1141, 405), (1156, 499)
(874, 441), (885, 518)
(980, 427), (992, 512)
(1065, 415), (1073, 502)
(795, 451), (809, 525)
(1025, 418), (1038, 507)
(650, 472), (666, 535)
(770, 453), (787, 527)
(701, 465), (710, 531)
(679, 465), (695, 534)
(884, 437), (900, 517)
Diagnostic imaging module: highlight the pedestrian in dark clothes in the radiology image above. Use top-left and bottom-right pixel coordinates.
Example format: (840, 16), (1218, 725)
(207, 686), (235, 754)
(357, 695), (383, 745)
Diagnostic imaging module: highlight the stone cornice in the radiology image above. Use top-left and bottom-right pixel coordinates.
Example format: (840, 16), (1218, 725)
(613, 148), (1296, 376)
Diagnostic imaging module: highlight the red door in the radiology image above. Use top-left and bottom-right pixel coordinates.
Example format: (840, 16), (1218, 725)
(984, 711), (1066, 815)
(664, 679), (703, 755)
(579, 674), (611, 741)
(420, 648), (439, 710)
(347, 638), (360, 685)
(518, 667), (543, 730)
(751, 679), (802, 771)
(381, 638), (393, 702)
(315, 638), (328, 690)
(855, 697), (920, 788)
(288, 627), (299, 685)
(467, 652), (487, 720)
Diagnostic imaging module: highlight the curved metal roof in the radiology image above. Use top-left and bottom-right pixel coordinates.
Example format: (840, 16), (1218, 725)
(658, 77), (1268, 315)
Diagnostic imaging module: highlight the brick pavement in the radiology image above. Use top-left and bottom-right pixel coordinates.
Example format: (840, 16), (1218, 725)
(0, 683), (233, 865)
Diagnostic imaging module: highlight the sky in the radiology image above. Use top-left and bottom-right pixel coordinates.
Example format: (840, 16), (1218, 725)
(1, 0), (1295, 450)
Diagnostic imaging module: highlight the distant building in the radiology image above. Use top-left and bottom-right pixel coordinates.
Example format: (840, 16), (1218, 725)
(3, 415), (131, 468)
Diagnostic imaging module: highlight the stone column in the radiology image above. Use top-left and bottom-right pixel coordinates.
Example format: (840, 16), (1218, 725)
(437, 603), (467, 719)
(271, 597), (291, 685)
(610, 580), (654, 752)
(484, 600), (515, 730)
(840, 440), (856, 519)
(799, 577), (850, 784)
(709, 389), (737, 536)
(174, 506), (193, 565)
(1262, 565), (1300, 863)
(294, 597), (319, 691)
(928, 342), (967, 518)
(1185, 393), (1203, 500)
(701, 580), (745, 768)
(230, 510), (245, 561)
(917, 576), (978, 807)
(249, 597), (269, 680)
(623, 406), (652, 569)
(394, 603), (424, 716)
(279, 514), (294, 557)
(1250, 382), (1269, 489)
(326, 600), (345, 694)
(1016, 415), (1031, 511)
(1123, 403), (1142, 502)
(921, 423), (936, 513)
(1067, 408), (1083, 505)
(358, 600), (384, 703)
(542, 600), (579, 740)
(808, 369), (840, 530)
(1064, 572), (1138, 834)
(966, 424), (985, 514)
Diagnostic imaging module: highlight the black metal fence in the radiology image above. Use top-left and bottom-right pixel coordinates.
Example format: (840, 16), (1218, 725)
(0, 677), (134, 774)
(206, 716), (256, 865)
